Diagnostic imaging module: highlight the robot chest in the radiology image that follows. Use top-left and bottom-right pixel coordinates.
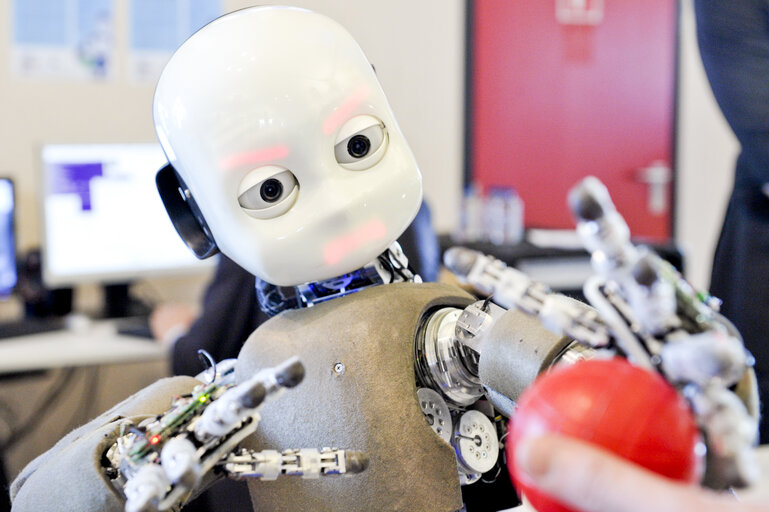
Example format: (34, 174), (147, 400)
(235, 284), (473, 511)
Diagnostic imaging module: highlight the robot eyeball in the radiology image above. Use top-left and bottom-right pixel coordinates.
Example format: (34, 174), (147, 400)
(238, 166), (300, 219)
(333, 115), (388, 171)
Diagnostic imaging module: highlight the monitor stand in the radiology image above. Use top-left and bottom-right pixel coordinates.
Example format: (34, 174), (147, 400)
(103, 283), (152, 319)
(104, 283), (155, 339)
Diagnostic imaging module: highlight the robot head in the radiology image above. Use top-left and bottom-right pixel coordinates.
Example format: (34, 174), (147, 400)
(154, 6), (423, 286)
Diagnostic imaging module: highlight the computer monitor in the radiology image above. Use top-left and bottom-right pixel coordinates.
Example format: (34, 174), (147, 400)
(0, 178), (17, 300)
(39, 144), (216, 310)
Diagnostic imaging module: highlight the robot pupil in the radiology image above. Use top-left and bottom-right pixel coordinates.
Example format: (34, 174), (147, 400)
(260, 179), (283, 202)
(347, 134), (371, 158)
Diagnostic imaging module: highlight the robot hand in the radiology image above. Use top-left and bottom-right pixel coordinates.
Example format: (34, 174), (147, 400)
(570, 176), (759, 488)
(444, 176), (759, 489)
(105, 356), (368, 512)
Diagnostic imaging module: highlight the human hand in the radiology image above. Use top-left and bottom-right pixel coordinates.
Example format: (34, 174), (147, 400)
(514, 434), (768, 512)
(149, 302), (198, 347)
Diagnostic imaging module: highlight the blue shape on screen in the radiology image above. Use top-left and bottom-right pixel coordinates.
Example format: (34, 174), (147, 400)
(51, 163), (103, 211)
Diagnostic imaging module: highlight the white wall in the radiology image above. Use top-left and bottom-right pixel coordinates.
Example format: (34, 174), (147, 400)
(675, 0), (739, 289)
(0, 0), (739, 315)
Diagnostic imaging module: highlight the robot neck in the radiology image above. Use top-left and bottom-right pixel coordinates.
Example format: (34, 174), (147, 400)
(255, 241), (421, 316)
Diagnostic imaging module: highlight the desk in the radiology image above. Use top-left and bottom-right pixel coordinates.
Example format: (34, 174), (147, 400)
(0, 321), (170, 478)
(0, 320), (168, 374)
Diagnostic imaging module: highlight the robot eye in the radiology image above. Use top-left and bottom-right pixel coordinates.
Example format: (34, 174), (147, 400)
(334, 115), (388, 170)
(238, 166), (299, 219)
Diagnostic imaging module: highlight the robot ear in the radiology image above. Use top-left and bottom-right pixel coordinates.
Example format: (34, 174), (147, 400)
(156, 163), (219, 259)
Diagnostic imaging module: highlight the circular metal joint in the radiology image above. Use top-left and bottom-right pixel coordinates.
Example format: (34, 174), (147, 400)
(416, 308), (484, 407)
(453, 410), (499, 475)
(417, 388), (452, 444)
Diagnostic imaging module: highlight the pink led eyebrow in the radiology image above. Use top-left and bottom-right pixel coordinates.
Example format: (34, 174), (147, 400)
(220, 145), (290, 171)
(322, 84), (371, 135)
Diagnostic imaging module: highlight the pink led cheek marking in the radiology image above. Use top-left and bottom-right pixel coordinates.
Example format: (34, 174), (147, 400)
(219, 145), (290, 171)
(323, 219), (387, 266)
(322, 84), (371, 135)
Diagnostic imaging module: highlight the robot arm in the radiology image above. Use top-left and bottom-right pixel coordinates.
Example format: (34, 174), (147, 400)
(412, 253), (596, 485)
(415, 291), (592, 417)
(433, 176), (759, 490)
(107, 357), (368, 512)
(11, 357), (368, 512)
(416, 230), (613, 422)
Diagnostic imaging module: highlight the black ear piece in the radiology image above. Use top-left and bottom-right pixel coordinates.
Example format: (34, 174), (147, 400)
(156, 163), (219, 259)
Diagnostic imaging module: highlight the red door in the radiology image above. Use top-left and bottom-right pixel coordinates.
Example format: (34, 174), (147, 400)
(470, 0), (677, 241)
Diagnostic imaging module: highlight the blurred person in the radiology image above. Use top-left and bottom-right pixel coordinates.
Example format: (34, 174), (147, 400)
(150, 254), (267, 377)
(696, 0), (769, 443)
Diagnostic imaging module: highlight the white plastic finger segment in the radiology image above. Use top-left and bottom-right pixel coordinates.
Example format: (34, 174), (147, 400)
(124, 464), (170, 512)
(161, 437), (201, 486)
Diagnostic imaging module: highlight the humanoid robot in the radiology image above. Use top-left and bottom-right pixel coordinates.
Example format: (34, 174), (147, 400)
(10, 6), (759, 512)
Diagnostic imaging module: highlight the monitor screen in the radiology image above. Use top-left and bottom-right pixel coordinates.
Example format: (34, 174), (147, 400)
(40, 143), (216, 287)
(0, 178), (17, 298)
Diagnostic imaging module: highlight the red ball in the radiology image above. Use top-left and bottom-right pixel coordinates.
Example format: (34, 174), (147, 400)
(507, 358), (703, 512)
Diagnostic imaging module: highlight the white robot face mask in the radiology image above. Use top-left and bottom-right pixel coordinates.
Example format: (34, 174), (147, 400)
(153, 6), (423, 286)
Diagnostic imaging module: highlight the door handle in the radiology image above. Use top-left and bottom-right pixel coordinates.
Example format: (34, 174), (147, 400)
(636, 161), (672, 215)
